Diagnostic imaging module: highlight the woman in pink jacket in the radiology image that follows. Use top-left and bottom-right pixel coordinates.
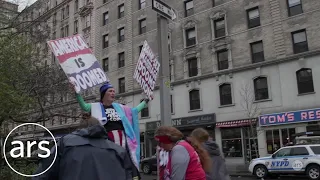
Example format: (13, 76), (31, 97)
(154, 126), (211, 180)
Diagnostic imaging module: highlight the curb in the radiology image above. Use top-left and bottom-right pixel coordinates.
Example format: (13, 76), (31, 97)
(229, 174), (253, 177)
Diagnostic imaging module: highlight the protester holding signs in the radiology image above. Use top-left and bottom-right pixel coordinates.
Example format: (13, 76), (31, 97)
(71, 82), (151, 180)
(154, 126), (211, 180)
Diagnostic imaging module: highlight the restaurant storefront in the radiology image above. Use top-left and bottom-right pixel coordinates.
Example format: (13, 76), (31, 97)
(258, 107), (320, 157)
(144, 113), (216, 157)
(215, 118), (258, 164)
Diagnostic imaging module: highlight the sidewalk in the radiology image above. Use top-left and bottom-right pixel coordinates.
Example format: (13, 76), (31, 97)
(226, 163), (252, 177)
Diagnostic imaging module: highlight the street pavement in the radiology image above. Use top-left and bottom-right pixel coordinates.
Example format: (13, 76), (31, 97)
(140, 174), (310, 180)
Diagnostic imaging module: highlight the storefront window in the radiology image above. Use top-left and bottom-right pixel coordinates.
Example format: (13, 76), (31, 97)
(266, 130), (280, 154)
(266, 128), (296, 154)
(307, 122), (320, 132)
(221, 128), (242, 157)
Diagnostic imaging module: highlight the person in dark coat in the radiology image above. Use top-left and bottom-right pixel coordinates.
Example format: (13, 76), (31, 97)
(32, 115), (133, 180)
(191, 128), (230, 180)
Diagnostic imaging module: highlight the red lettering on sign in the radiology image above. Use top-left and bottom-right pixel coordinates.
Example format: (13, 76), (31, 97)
(301, 112), (307, 120)
(309, 111), (315, 119)
(269, 116), (276, 123)
(287, 113), (294, 121)
(277, 115), (285, 122)
(316, 110), (320, 119)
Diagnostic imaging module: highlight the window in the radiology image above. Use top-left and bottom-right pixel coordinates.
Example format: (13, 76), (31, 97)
(247, 7), (260, 28)
(53, 13), (56, 25)
(170, 95), (173, 113)
(139, 0), (146, 9)
(254, 77), (269, 100)
(141, 100), (149, 118)
(66, 5), (69, 17)
(169, 64), (172, 81)
(266, 128), (296, 154)
(274, 148), (291, 157)
(85, 15), (90, 28)
(185, 0), (194, 17)
(103, 34), (108, 48)
(292, 30), (308, 54)
(310, 146), (320, 155)
(291, 147), (309, 156)
(168, 34), (171, 52)
(64, 25), (69, 36)
(296, 68), (314, 94)
(103, 0), (107, 4)
(221, 128), (242, 157)
(118, 4), (124, 18)
(186, 27), (196, 47)
(61, 8), (64, 19)
(288, 0), (303, 16)
(118, 27), (125, 42)
(139, 45), (143, 54)
(118, 78), (125, 93)
(251, 41), (264, 63)
(281, 128), (296, 146)
(219, 84), (232, 106)
(188, 58), (198, 77)
(103, 12), (109, 25)
(217, 49), (228, 70)
(189, 89), (200, 110)
(75, 0), (79, 12)
(214, 18), (225, 38)
(74, 20), (78, 33)
(103, 58), (108, 72)
(118, 52), (125, 68)
(139, 18), (146, 34)
(60, 27), (64, 37)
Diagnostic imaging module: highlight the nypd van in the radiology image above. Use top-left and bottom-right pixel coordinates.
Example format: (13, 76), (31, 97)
(248, 144), (320, 179)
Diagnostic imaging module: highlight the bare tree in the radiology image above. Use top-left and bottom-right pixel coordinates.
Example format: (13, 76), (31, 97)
(239, 82), (261, 161)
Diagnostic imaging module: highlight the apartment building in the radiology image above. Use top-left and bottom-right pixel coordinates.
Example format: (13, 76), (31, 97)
(0, 0), (99, 149)
(94, 0), (320, 164)
(0, 0), (18, 28)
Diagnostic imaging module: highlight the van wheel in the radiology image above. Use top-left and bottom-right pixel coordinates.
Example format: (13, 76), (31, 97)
(307, 165), (320, 180)
(254, 165), (268, 179)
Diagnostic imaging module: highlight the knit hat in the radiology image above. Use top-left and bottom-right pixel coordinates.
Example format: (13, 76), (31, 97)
(100, 82), (113, 101)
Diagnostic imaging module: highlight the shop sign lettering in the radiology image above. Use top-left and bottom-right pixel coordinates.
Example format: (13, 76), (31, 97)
(259, 108), (320, 126)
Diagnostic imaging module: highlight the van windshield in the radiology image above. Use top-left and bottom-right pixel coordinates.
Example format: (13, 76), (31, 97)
(310, 146), (320, 154)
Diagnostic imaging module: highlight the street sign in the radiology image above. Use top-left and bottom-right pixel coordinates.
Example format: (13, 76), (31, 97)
(152, 0), (177, 20)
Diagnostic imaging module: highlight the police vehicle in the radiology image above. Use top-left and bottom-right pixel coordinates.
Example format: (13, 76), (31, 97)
(248, 144), (320, 179)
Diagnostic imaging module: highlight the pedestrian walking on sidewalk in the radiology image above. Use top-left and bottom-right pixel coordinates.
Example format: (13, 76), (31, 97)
(33, 116), (133, 180)
(154, 126), (211, 180)
(191, 128), (230, 180)
(70, 81), (151, 180)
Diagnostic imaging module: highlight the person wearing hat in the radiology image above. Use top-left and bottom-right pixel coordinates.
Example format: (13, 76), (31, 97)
(70, 81), (151, 180)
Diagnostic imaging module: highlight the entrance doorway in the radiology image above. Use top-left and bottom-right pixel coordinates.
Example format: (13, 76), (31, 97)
(243, 127), (259, 162)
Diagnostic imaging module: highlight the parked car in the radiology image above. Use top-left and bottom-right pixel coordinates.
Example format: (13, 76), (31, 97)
(141, 154), (157, 174)
(249, 144), (320, 180)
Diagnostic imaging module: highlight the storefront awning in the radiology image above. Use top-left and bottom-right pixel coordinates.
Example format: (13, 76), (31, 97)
(216, 118), (257, 128)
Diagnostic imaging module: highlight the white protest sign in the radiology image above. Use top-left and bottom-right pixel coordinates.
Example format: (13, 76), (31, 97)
(47, 34), (109, 93)
(133, 41), (160, 100)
